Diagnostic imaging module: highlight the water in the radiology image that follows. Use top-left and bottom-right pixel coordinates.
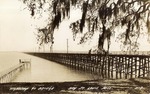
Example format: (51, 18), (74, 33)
(0, 52), (98, 82)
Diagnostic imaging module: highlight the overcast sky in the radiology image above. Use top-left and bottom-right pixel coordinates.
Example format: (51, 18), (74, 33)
(0, 0), (37, 51)
(0, 0), (150, 52)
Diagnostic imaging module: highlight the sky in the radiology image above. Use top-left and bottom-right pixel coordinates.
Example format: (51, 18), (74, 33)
(0, 0), (150, 52)
(0, 0), (37, 51)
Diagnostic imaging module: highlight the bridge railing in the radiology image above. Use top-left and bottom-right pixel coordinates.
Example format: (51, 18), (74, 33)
(29, 53), (150, 79)
(0, 59), (31, 83)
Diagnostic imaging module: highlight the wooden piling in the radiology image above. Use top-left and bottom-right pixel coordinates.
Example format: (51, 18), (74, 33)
(28, 52), (150, 79)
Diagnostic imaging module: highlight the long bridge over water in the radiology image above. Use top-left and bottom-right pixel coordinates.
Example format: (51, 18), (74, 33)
(28, 52), (150, 79)
(0, 52), (150, 83)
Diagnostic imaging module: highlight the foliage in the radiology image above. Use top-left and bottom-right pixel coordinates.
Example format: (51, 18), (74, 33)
(20, 0), (150, 53)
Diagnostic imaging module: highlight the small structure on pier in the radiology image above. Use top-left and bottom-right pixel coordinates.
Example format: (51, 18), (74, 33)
(19, 59), (31, 69)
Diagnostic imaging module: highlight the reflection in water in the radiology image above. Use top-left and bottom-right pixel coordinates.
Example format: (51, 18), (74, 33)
(0, 52), (98, 82)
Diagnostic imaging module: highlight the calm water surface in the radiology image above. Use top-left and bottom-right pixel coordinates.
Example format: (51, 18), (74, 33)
(0, 52), (98, 82)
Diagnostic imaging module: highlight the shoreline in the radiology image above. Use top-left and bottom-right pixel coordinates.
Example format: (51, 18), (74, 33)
(0, 78), (149, 94)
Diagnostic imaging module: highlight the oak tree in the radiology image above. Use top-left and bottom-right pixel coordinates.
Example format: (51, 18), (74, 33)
(20, 0), (150, 53)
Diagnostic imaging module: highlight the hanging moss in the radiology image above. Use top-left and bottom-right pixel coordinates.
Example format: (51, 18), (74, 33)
(79, 32), (94, 44)
(106, 7), (112, 20)
(70, 20), (80, 40)
(38, 28), (49, 44)
(71, 0), (77, 6)
(134, 14), (141, 29)
(60, 0), (66, 3)
(125, 21), (131, 42)
(121, 3), (126, 13)
(91, 22), (95, 32)
(147, 12), (150, 33)
(117, 0), (122, 5)
(80, 0), (89, 32)
(113, 4), (119, 18)
(23, 0), (27, 3)
(99, 5), (106, 20)
(97, 0), (101, 3)
(87, 17), (91, 32)
(91, 0), (96, 7)
(65, 0), (70, 17)
(121, 18), (127, 26)
(62, 8), (65, 19)
(31, 8), (35, 16)
(53, 0), (58, 14)
(52, 10), (61, 30)
(98, 25), (106, 49)
(20, 0), (150, 52)
(95, 17), (98, 29)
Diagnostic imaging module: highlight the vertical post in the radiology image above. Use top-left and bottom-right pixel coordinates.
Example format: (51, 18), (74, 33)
(148, 57), (150, 78)
(119, 57), (122, 79)
(111, 56), (114, 78)
(116, 57), (118, 79)
(138, 58), (141, 77)
(101, 56), (104, 78)
(135, 57), (137, 78)
(108, 56), (110, 79)
(131, 57), (133, 78)
(143, 58), (145, 77)
(125, 57), (128, 79)
(67, 39), (68, 53)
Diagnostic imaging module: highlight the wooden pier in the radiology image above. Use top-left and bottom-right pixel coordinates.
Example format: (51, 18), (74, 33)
(29, 53), (150, 79)
(0, 59), (31, 83)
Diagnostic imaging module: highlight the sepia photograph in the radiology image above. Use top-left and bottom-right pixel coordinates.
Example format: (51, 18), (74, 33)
(0, 0), (150, 93)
